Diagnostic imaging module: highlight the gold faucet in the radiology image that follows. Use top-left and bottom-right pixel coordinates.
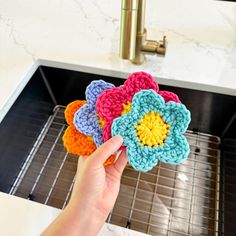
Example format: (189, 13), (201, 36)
(119, 0), (167, 64)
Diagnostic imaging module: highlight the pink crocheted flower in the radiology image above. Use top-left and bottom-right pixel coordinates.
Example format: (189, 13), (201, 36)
(96, 71), (181, 143)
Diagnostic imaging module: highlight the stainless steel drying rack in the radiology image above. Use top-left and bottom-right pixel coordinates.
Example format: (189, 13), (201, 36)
(9, 105), (221, 236)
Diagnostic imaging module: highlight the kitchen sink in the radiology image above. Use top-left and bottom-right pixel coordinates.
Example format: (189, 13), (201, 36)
(0, 66), (235, 235)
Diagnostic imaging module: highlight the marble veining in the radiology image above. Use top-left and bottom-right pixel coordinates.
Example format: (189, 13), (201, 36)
(0, 14), (35, 60)
(0, 1), (235, 124)
(0, 0), (235, 122)
(0, 1), (236, 233)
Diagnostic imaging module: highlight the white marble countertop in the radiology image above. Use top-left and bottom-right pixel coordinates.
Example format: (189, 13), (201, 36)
(0, 0), (236, 122)
(0, 192), (149, 236)
(0, 0), (236, 235)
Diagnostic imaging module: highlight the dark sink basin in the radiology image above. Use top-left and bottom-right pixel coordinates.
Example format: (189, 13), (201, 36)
(0, 66), (235, 235)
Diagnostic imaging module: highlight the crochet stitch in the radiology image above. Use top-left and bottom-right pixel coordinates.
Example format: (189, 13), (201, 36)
(74, 80), (114, 147)
(158, 91), (181, 103)
(111, 90), (191, 172)
(65, 100), (87, 126)
(63, 100), (115, 166)
(135, 112), (170, 146)
(62, 126), (96, 156)
(63, 100), (96, 156)
(96, 71), (181, 144)
(62, 126), (114, 167)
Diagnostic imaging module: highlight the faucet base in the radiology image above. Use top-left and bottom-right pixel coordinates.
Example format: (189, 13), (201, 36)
(131, 28), (167, 65)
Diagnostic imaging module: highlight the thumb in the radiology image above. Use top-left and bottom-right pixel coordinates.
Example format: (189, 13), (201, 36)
(89, 135), (123, 166)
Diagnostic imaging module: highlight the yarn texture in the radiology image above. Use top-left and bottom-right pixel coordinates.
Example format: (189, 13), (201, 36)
(63, 100), (96, 156)
(74, 80), (114, 147)
(65, 100), (87, 126)
(111, 90), (191, 172)
(62, 72), (190, 171)
(96, 71), (181, 144)
(63, 126), (96, 156)
(63, 99), (115, 166)
(62, 126), (114, 166)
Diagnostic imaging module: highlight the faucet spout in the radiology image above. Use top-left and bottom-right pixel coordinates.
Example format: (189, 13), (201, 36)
(119, 0), (139, 60)
(119, 0), (167, 65)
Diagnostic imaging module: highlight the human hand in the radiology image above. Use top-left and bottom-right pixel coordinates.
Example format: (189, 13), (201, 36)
(42, 135), (127, 236)
(70, 135), (127, 218)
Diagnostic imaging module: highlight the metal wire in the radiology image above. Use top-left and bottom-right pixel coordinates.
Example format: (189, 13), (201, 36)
(11, 106), (220, 236)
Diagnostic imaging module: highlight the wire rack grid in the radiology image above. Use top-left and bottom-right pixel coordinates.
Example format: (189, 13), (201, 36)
(10, 106), (220, 236)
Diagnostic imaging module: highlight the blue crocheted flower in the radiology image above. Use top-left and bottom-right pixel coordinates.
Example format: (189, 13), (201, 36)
(112, 89), (191, 172)
(74, 80), (114, 147)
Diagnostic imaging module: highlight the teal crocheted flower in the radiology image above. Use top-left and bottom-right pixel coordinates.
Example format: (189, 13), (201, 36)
(111, 90), (191, 172)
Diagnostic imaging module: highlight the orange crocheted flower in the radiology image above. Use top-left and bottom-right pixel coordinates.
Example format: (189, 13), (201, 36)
(65, 100), (87, 126)
(62, 126), (96, 156)
(63, 100), (116, 166)
(63, 126), (116, 166)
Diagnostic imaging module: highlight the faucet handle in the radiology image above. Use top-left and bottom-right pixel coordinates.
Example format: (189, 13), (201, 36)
(156, 36), (167, 55)
(142, 35), (167, 56)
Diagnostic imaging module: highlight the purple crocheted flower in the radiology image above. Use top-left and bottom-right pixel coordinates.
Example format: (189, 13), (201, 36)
(74, 80), (114, 147)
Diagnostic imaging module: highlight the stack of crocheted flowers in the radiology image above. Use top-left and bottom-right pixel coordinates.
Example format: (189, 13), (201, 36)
(62, 95), (115, 166)
(63, 71), (191, 172)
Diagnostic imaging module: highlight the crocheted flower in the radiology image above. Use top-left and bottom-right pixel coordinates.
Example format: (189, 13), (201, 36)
(96, 71), (181, 143)
(63, 100), (96, 156)
(111, 90), (191, 172)
(63, 100), (115, 166)
(63, 126), (96, 156)
(74, 80), (114, 147)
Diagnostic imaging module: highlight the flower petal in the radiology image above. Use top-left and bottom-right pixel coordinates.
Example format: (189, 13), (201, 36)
(158, 91), (181, 103)
(102, 121), (112, 142)
(93, 132), (104, 147)
(127, 145), (159, 172)
(161, 102), (191, 134)
(62, 126), (96, 156)
(74, 104), (103, 147)
(96, 87), (127, 121)
(111, 114), (137, 144)
(64, 100), (86, 126)
(124, 72), (159, 101)
(131, 90), (165, 115)
(86, 80), (114, 105)
(158, 134), (190, 164)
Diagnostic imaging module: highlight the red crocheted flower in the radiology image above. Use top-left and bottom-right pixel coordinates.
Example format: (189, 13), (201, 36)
(96, 71), (181, 143)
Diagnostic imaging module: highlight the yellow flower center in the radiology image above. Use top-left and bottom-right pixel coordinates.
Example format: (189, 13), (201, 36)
(121, 101), (132, 115)
(135, 112), (170, 147)
(97, 114), (105, 128)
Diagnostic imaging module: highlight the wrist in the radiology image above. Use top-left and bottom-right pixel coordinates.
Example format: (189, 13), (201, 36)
(69, 188), (110, 223)
(65, 199), (108, 235)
